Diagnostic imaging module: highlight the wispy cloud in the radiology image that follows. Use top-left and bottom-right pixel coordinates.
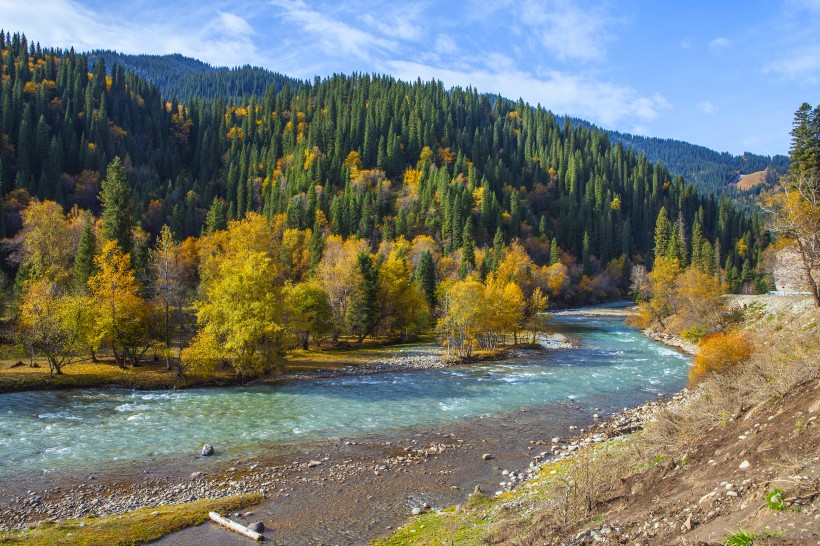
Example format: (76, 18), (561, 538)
(435, 34), (458, 55)
(708, 36), (731, 53)
(763, 45), (820, 84)
(386, 60), (670, 130)
(0, 0), (265, 68)
(519, 0), (619, 62)
(268, 0), (397, 63)
(697, 101), (716, 114)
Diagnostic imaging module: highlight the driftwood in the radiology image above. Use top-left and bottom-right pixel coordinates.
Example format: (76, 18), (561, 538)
(208, 511), (263, 541)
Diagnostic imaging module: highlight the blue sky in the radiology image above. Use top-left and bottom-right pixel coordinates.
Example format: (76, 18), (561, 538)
(2, 0), (819, 156)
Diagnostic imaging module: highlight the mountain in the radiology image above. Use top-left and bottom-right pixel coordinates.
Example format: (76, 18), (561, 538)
(86, 51), (788, 198)
(570, 118), (789, 196)
(0, 32), (767, 298)
(86, 50), (303, 104)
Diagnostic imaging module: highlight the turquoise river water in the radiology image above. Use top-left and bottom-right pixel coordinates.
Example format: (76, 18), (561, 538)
(0, 312), (690, 480)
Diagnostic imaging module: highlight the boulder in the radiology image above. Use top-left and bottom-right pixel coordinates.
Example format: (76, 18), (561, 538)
(201, 444), (214, 457)
(248, 521), (265, 533)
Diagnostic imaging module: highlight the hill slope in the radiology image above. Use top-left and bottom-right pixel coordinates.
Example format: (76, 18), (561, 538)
(375, 296), (820, 545)
(86, 50), (303, 104)
(86, 51), (787, 197)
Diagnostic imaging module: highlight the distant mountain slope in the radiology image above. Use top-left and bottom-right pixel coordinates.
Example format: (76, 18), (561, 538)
(591, 124), (789, 196)
(87, 51), (787, 197)
(86, 50), (303, 104)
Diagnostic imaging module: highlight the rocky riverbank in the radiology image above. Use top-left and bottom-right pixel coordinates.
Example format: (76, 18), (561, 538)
(643, 328), (698, 355)
(268, 332), (575, 383)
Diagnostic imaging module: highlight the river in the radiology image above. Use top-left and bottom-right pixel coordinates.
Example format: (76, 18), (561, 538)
(0, 311), (690, 482)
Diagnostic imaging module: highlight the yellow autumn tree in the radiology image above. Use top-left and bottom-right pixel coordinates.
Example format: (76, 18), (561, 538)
(18, 281), (94, 376)
(88, 241), (158, 366)
(377, 249), (430, 339)
(436, 279), (486, 357)
(183, 249), (285, 376)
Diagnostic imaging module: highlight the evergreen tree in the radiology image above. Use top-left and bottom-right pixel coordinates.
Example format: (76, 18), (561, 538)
(653, 206), (671, 264)
(309, 217), (324, 273)
(550, 237), (560, 265)
(100, 156), (134, 255)
(73, 213), (97, 292)
(460, 219), (476, 277)
(415, 249), (436, 310)
(203, 197), (226, 234)
(347, 251), (379, 342)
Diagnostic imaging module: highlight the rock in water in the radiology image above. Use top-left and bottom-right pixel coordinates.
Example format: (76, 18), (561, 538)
(248, 522), (265, 533)
(201, 444), (214, 456)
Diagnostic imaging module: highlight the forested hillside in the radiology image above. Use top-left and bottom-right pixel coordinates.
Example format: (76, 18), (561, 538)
(85, 50), (787, 199)
(572, 119), (789, 196)
(0, 31), (773, 375)
(86, 50), (301, 105)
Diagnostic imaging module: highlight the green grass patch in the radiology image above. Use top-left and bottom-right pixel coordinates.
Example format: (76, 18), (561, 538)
(722, 529), (778, 546)
(765, 488), (786, 511)
(0, 494), (263, 546)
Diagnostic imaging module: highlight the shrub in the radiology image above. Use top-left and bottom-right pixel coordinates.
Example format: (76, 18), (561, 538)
(689, 331), (753, 384)
(682, 323), (709, 342)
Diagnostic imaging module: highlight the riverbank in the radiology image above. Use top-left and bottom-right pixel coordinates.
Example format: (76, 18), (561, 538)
(0, 333), (575, 395)
(375, 294), (820, 545)
(0, 318), (676, 545)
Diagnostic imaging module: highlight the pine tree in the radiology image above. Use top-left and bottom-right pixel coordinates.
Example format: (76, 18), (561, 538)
(347, 251), (379, 342)
(100, 156), (134, 255)
(73, 213), (97, 292)
(653, 207), (671, 264)
(460, 218), (476, 277)
(550, 237), (560, 265)
(203, 197), (226, 234)
(309, 217), (324, 273)
(415, 249), (436, 310)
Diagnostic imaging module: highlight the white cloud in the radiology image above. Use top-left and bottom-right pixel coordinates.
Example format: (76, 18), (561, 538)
(787, 0), (820, 13)
(764, 45), (820, 83)
(435, 34), (458, 55)
(386, 60), (670, 129)
(0, 0), (265, 68)
(708, 36), (730, 53)
(697, 100), (716, 114)
(269, 0), (397, 62)
(519, 0), (618, 62)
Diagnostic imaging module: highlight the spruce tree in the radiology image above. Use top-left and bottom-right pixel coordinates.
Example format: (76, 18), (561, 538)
(460, 219), (476, 277)
(309, 217), (324, 273)
(203, 197), (226, 234)
(347, 251), (379, 342)
(415, 250), (436, 309)
(73, 213), (96, 292)
(550, 237), (560, 265)
(653, 207), (671, 264)
(100, 156), (133, 255)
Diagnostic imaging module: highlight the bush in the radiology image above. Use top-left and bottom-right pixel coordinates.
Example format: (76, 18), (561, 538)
(682, 323), (709, 342)
(689, 331), (753, 384)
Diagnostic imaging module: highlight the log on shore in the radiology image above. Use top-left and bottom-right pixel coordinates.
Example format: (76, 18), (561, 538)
(208, 511), (263, 541)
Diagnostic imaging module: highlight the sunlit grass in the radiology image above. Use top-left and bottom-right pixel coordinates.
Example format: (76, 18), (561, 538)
(0, 494), (263, 546)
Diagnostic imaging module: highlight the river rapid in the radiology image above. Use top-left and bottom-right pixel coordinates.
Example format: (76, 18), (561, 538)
(0, 311), (689, 483)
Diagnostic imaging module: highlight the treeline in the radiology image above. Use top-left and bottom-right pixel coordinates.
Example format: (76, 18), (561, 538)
(0, 30), (779, 375)
(587, 122), (789, 197)
(86, 50), (302, 105)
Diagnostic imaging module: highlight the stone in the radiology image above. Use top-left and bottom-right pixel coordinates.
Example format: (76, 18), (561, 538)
(307, 460), (322, 467)
(248, 521), (265, 533)
(411, 507), (422, 515)
(482, 453), (493, 460)
(190, 472), (203, 479)
(201, 444), (214, 457)
(738, 460), (751, 469)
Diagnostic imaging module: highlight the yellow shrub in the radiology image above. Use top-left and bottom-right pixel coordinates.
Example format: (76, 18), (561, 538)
(689, 331), (753, 384)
